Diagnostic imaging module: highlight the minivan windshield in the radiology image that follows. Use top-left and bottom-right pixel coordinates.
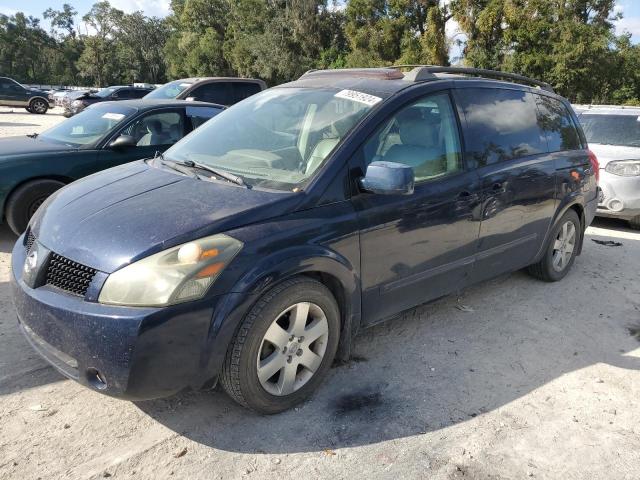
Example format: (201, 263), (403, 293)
(164, 87), (376, 190)
(144, 80), (193, 100)
(579, 113), (640, 147)
(39, 104), (136, 147)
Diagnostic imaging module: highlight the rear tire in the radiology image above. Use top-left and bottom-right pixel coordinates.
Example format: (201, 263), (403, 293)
(220, 276), (340, 414)
(629, 216), (640, 230)
(29, 98), (48, 114)
(5, 179), (65, 235)
(527, 210), (581, 282)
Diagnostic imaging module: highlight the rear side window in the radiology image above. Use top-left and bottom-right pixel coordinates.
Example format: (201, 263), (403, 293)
(535, 95), (581, 151)
(189, 83), (230, 104)
(231, 82), (262, 103)
(130, 89), (150, 99)
(456, 88), (546, 168)
(186, 106), (223, 130)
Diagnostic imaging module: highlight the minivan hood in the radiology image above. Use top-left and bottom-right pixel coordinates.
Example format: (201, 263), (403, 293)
(31, 161), (297, 273)
(0, 136), (75, 159)
(587, 144), (640, 166)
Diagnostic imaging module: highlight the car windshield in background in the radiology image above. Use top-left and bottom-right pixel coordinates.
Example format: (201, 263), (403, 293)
(164, 87), (376, 190)
(94, 87), (118, 98)
(39, 104), (136, 147)
(579, 113), (640, 147)
(144, 80), (193, 99)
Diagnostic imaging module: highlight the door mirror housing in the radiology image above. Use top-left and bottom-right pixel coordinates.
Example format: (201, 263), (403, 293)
(108, 134), (136, 150)
(359, 161), (415, 195)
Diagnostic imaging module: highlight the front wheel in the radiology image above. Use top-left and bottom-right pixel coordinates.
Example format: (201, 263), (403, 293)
(221, 277), (340, 414)
(29, 98), (48, 114)
(527, 210), (581, 282)
(5, 179), (65, 235)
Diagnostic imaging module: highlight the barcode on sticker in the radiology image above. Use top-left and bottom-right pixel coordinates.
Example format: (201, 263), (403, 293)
(334, 89), (382, 106)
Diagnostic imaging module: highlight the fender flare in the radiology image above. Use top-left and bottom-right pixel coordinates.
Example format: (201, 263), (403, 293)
(533, 199), (585, 262)
(200, 247), (362, 381)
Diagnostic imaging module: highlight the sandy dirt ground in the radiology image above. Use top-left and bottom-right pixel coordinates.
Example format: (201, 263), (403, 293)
(0, 108), (639, 480)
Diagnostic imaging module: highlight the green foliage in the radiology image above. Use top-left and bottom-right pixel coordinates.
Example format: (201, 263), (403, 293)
(1, 0), (640, 105)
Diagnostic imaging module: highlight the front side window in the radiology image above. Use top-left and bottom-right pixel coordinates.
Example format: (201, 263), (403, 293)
(144, 80), (193, 100)
(231, 82), (262, 104)
(39, 104), (136, 146)
(579, 114), (640, 147)
(535, 95), (582, 151)
(363, 92), (463, 182)
(122, 111), (184, 147)
(457, 88), (546, 168)
(165, 87), (375, 190)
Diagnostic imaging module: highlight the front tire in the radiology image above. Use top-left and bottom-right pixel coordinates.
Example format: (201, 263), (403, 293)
(5, 179), (65, 235)
(29, 98), (48, 114)
(527, 210), (581, 282)
(221, 277), (340, 414)
(25, 107), (32, 113)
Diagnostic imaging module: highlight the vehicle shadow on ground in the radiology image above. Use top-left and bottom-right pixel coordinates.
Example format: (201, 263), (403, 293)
(0, 226), (17, 253)
(137, 233), (640, 453)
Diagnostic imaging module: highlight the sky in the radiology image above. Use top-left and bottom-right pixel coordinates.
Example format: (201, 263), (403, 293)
(1, 0), (640, 50)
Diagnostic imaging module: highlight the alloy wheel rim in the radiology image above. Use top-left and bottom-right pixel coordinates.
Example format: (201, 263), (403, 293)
(256, 302), (329, 396)
(33, 100), (46, 113)
(552, 220), (576, 272)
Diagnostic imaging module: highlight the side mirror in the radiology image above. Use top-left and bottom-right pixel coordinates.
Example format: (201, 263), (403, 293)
(359, 161), (415, 195)
(108, 134), (136, 149)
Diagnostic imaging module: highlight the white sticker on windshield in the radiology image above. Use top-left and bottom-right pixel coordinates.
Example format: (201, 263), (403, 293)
(102, 113), (125, 121)
(334, 89), (382, 106)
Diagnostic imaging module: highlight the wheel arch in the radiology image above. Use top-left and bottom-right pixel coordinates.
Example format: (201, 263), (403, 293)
(2, 175), (72, 222)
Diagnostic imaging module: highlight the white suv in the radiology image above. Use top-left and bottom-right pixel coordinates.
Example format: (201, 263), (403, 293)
(575, 105), (640, 229)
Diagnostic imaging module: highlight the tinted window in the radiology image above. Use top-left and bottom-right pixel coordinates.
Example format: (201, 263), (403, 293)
(363, 92), (463, 182)
(232, 82), (262, 103)
(112, 89), (130, 99)
(122, 111), (184, 147)
(186, 106), (223, 130)
(535, 95), (581, 151)
(127, 89), (146, 99)
(190, 83), (229, 104)
(457, 88), (546, 167)
(578, 114), (640, 147)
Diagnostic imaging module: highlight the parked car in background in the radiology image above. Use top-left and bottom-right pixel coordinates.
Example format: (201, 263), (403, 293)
(144, 77), (266, 105)
(57, 89), (92, 109)
(11, 67), (597, 414)
(0, 77), (53, 114)
(64, 85), (155, 117)
(0, 99), (224, 234)
(575, 105), (640, 229)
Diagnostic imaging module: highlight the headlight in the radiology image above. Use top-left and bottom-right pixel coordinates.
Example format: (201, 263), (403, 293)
(98, 234), (243, 307)
(605, 160), (640, 176)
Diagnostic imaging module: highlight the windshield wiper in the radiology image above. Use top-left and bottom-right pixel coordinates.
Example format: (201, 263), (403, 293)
(180, 159), (248, 188)
(154, 152), (198, 179)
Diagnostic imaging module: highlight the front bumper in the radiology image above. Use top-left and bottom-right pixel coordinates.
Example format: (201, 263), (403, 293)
(596, 169), (640, 221)
(11, 236), (246, 400)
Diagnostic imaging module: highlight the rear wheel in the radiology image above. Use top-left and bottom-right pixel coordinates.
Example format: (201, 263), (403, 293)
(527, 210), (581, 282)
(629, 216), (640, 230)
(221, 277), (340, 414)
(29, 98), (48, 114)
(5, 179), (65, 235)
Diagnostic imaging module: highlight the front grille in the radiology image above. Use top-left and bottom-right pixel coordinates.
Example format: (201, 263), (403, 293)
(46, 253), (97, 297)
(25, 230), (36, 253)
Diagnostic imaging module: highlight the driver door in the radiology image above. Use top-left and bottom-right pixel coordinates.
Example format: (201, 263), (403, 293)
(98, 109), (185, 169)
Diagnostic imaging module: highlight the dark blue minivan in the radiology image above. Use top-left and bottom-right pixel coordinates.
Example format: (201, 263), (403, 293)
(11, 67), (599, 414)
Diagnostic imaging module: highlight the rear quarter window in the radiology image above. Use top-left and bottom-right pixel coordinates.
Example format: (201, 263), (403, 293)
(190, 83), (230, 105)
(535, 95), (582, 151)
(456, 88), (546, 168)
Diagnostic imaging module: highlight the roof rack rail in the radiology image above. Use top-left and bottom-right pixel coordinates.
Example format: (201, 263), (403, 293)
(392, 65), (554, 93)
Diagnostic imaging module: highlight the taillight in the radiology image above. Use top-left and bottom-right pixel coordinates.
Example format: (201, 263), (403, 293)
(588, 149), (600, 183)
